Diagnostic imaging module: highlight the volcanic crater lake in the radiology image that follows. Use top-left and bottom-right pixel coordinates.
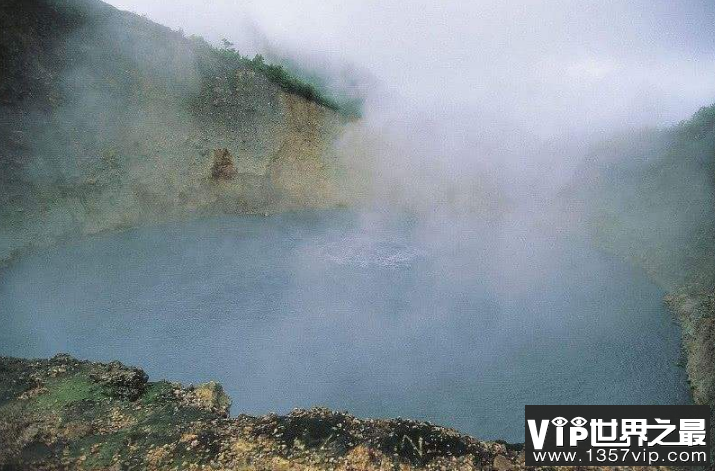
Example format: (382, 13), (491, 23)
(0, 210), (690, 441)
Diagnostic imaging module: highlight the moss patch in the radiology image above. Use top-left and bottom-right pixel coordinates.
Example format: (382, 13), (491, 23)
(34, 375), (103, 410)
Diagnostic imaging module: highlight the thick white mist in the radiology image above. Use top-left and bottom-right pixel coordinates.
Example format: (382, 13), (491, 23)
(105, 0), (715, 204)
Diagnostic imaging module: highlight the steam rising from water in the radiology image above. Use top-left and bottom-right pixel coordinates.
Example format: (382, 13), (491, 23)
(108, 0), (715, 205)
(0, 212), (691, 440)
(2, 0), (706, 438)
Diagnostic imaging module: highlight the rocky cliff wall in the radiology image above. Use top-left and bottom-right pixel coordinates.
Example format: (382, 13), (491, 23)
(0, 0), (347, 265)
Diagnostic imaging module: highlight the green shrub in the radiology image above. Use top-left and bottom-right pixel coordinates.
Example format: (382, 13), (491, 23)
(214, 39), (345, 113)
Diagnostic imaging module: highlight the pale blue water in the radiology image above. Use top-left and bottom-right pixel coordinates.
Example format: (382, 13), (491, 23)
(0, 210), (690, 441)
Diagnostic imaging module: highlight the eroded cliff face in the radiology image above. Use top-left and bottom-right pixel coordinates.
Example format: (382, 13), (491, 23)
(0, 0), (347, 264)
(268, 93), (343, 209)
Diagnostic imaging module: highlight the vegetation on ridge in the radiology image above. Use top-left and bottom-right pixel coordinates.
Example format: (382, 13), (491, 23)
(204, 37), (350, 114)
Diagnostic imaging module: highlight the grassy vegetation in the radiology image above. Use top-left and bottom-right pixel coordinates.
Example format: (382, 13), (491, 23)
(34, 375), (102, 410)
(140, 381), (175, 406)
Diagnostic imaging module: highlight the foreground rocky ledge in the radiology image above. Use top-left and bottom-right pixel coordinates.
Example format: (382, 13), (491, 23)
(0, 355), (668, 471)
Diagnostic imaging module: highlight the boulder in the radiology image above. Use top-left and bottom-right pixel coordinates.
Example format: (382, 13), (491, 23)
(89, 361), (148, 401)
(186, 381), (232, 417)
(493, 454), (513, 470)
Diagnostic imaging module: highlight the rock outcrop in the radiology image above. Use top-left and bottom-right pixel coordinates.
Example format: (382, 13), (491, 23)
(186, 381), (232, 418)
(210, 149), (238, 181)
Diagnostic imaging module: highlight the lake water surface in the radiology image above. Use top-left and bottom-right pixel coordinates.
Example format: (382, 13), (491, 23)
(0, 210), (690, 441)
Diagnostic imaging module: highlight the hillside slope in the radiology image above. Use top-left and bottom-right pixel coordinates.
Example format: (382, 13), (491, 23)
(569, 104), (715, 407)
(571, 106), (715, 289)
(0, 0), (347, 263)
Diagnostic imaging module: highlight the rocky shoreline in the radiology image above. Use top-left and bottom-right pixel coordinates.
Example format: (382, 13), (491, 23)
(0, 355), (512, 470)
(665, 290), (715, 407)
(0, 354), (673, 471)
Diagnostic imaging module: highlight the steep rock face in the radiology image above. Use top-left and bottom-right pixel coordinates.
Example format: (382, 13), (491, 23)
(0, 0), (346, 263)
(268, 93), (343, 208)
